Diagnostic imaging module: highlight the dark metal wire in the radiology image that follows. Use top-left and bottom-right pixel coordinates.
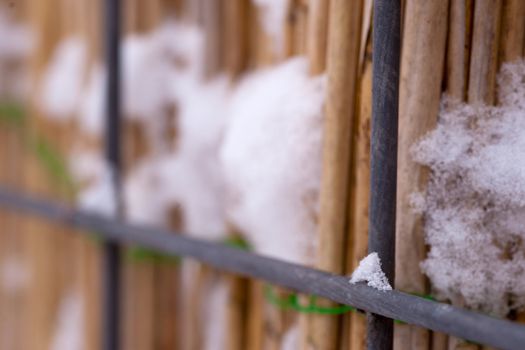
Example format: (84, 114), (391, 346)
(0, 189), (524, 350)
(103, 0), (122, 348)
(368, 0), (401, 349)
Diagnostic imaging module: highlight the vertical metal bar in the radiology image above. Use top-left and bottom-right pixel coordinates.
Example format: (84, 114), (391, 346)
(103, 0), (122, 349)
(368, 0), (401, 349)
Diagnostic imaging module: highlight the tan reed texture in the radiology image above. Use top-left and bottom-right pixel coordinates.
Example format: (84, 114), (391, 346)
(453, 1), (501, 349)
(307, 0), (330, 74)
(300, 0), (363, 349)
(395, 1), (449, 350)
(223, 0), (250, 78)
(446, 0), (473, 101)
(468, 0), (502, 105)
(0, 2), (29, 349)
(23, 0), (78, 348)
(499, 0), (525, 64)
(442, 2), (473, 347)
(341, 27), (372, 350)
(120, 1), (182, 349)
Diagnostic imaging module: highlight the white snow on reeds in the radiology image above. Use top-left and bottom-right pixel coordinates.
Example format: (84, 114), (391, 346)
(412, 60), (525, 316)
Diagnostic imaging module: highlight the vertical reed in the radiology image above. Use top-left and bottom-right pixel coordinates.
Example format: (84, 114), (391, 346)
(343, 32), (372, 350)
(446, 0), (473, 101)
(223, 0), (250, 78)
(222, 4), (251, 348)
(499, 0), (525, 65)
(395, 2), (449, 350)
(0, 2), (29, 349)
(454, 1), (501, 349)
(241, 3), (304, 350)
(443, 2), (473, 346)
(300, 1), (362, 349)
(307, 0), (329, 74)
(24, 0), (74, 348)
(468, 0), (502, 105)
(120, 2), (175, 349)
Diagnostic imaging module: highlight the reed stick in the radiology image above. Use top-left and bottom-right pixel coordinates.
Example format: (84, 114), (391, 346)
(282, 0), (295, 59)
(301, 0), (363, 349)
(120, 2), (166, 349)
(451, 3), (502, 349)
(252, 0), (286, 67)
(183, 262), (212, 350)
(446, 0), (473, 100)
(123, 264), (156, 350)
(358, 0), (373, 70)
(444, 2), (474, 348)
(0, 129), (8, 349)
(246, 281), (264, 350)
(222, 227), (250, 349)
(449, 337), (482, 350)
(223, 0), (250, 78)
(282, 0), (309, 60)
(224, 272), (248, 350)
(23, 0), (77, 347)
(72, 1), (105, 348)
(182, 4), (250, 348)
(307, 0), (330, 74)
(343, 33), (372, 350)
(297, 14), (316, 343)
(242, 3), (304, 349)
(0, 119), (27, 349)
(430, 332), (449, 350)
(158, 0), (184, 18)
(182, 4), (247, 349)
(291, 0), (309, 57)
(263, 289), (285, 350)
(341, 22), (373, 350)
(66, 1), (104, 349)
(0, 4), (30, 348)
(202, 0), (224, 78)
(467, 0), (502, 105)
(395, 2), (449, 350)
(124, 0), (162, 33)
(499, 0), (525, 63)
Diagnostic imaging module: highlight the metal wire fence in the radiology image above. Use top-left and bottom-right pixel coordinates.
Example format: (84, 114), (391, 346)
(0, 188), (524, 350)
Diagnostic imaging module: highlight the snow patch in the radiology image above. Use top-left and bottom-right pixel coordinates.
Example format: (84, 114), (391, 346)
(220, 57), (325, 265)
(77, 64), (106, 136)
(1, 256), (29, 295)
(158, 77), (229, 238)
(412, 60), (525, 316)
(41, 37), (87, 120)
(350, 252), (392, 291)
(50, 292), (84, 350)
(0, 8), (33, 60)
(281, 326), (299, 350)
(77, 164), (117, 217)
(0, 7), (33, 100)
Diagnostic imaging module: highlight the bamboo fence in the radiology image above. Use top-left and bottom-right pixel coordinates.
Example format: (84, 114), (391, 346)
(0, 0), (523, 349)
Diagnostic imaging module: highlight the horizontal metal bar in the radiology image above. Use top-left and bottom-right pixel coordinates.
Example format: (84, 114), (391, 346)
(0, 187), (523, 350)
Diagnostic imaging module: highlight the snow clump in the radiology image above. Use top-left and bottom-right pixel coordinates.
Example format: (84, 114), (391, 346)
(350, 252), (392, 291)
(412, 60), (525, 316)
